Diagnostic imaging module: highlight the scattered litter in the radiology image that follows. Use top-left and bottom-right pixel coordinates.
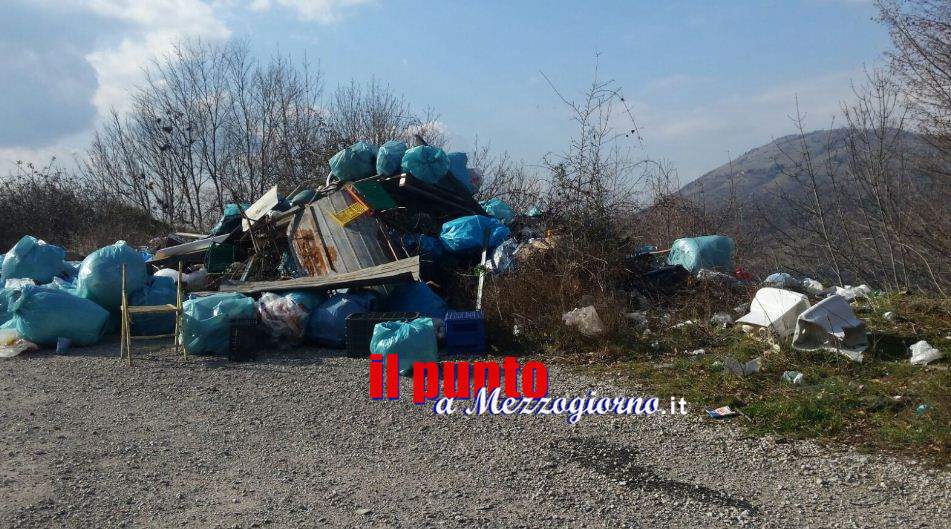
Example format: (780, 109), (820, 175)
(672, 320), (695, 329)
(782, 371), (804, 385)
(833, 284), (872, 302)
(736, 287), (811, 337)
(882, 311), (896, 322)
(0, 329), (39, 359)
(696, 268), (738, 286)
(763, 272), (800, 289)
(723, 356), (761, 377)
(687, 348), (706, 356)
(801, 278), (824, 295)
(625, 311), (648, 326)
(484, 238), (520, 274)
(916, 404), (930, 415)
(706, 406), (737, 419)
(792, 295), (868, 362)
(562, 305), (605, 336)
(908, 340), (943, 366)
(710, 312), (733, 327)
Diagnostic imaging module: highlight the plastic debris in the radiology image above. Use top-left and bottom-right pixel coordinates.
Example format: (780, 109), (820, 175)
(307, 291), (376, 347)
(446, 151), (473, 193)
(379, 282), (448, 320)
(56, 337), (71, 354)
(736, 288), (811, 337)
(724, 356), (761, 377)
(792, 295), (868, 362)
(0, 329), (39, 359)
(376, 140), (408, 177)
(562, 305), (605, 336)
(1, 235), (69, 284)
(330, 140), (378, 181)
(4, 278), (35, 289)
(76, 241), (148, 311)
(908, 340), (943, 366)
(883, 311), (896, 322)
(763, 272), (801, 289)
(257, 292), (311, 341)
(181, 293), (256, 355)
(401, 145), (449, 185)
(696, 268), (739, 286)
(666, 235), (734, 274)
(6, 285), (109, 346)
(480, 198), (516, 224)
(710, 312), (733, 327)
(370, 317), (438, 375)
(439, 215), (511, 254)
(687, 348), (706, 356)
(782, 371), (804, 385)
(801, 278), (825, 295)
(916, 404), (930, 415)
(833, 284), (872, 302)
(485, 238), (519, 274)
(706, 406), (737, 419)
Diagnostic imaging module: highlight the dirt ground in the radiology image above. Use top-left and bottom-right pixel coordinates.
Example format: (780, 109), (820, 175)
(0, 339), (947, 528)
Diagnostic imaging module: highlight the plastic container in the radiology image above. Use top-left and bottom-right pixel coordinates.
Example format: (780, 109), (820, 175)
(444, 310), (486, 354)
(345, 311), (420, 357)
(228, 317), (263, 362)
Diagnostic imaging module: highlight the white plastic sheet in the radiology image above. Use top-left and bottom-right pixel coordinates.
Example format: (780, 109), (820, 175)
(792, 295), (868, 362)
(909, 340), (943, 366)
(736, 288), (811, 337)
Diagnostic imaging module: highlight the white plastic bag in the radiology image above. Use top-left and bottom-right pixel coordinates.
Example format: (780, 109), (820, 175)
(909, 340), (943, 366)
(562, 305), (605, 336)
(257, 293), (310, 340)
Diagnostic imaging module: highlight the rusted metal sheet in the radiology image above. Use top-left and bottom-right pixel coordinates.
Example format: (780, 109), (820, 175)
(218, 256), (420, 294)
(287, 188), (395, 278)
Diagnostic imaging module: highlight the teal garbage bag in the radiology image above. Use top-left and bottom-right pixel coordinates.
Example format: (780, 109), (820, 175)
(0, 288), (15, 327)
(376, 140), (408, 176)
(181, 293), (255, 355)
(447, 152), (472, 193)
(129, 276), (178, 336)
(209, 203), (250, 236)
(379, 282), (448, 320)
(330, 141), (378, 181)
(401, 146), (450, 185)
(480, 198), (515, 224)
(289, 189), (316, 206)
(286, 290), (323, 313)
(306, 291), (375, 347)
(76, 241), (148, 311)
(439, 215), (511, 254)
(370, 317), (438, 374)
(1, 235), (69, 284)
(666, 235), (734, 275)
(7, 285), (109, 346)
(48, 276), (77, 295)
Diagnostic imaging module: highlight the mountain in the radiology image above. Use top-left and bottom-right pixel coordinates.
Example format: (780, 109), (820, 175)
(678, 128), (934, 214)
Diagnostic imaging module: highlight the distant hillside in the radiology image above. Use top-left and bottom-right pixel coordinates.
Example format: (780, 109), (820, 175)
(679, 128), (934, 215)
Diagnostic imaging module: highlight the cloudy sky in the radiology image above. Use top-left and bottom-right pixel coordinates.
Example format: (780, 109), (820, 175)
(1, 0), (890, 182)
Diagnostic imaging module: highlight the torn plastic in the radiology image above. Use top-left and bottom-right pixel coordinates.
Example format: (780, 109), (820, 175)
(782, 371), (804, 385)
(257, 292), (311, 341)
(724, 356), (761, 377)
(0, 329), (39, 358)
(908, 340), (943, 366)
(370, 317), (438, 375)
(736, 287), (811, 337)
(791, 294), (868, 362)
(833, 284), (872, 302)
(562, 305), (605, 336)
(485, 238), (520, 274)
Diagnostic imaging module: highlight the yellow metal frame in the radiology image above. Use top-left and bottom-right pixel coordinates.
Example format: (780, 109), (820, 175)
(119, 262), (187, 366)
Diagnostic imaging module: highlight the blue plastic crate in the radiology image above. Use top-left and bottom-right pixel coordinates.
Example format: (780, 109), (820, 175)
(444, 310), (486, 353)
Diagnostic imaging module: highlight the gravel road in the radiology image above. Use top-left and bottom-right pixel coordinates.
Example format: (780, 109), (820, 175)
(0, 340), (947, 528)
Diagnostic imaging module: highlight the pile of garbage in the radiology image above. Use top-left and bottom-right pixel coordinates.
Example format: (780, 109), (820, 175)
(0, 138), (527, 363)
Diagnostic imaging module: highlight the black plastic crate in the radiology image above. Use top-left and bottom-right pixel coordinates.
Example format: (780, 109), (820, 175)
(345, 312), (420, 357)
(445, 310), (486, 354)
(229, 317), (263, 362)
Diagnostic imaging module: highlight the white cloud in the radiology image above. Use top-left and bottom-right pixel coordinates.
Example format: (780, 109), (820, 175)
(248, 0), (373, 23)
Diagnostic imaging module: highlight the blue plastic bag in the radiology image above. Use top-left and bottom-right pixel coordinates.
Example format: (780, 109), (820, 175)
(480, 198), (515, 224)
(376, 140), (408, 176)
(129, 276), (178, 336)
(7, 285), (109, 346)
(379, 282), (448, 320)
(763, 272), (801, 289)
(400, 234), (444, 260)
(76, 241), (148, 311)
(666, 235), (734, 275)
(401, 146), (450, 185)
(447, 152), (472, 193)
(439, 215), (511, 254)
(1, 235), (69, 284)
(181, 293), (255, 355)
(370, 317), (438, 374)
(289, 189), (316, 206)
(330, 141), (378, 181)
(306, 291), (375, 347)
(209, 203), (250, 236)
(0, 288), (15, 327)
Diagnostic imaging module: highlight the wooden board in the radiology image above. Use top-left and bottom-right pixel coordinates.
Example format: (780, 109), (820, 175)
(242, 185), (281, 231)
(218, 256), (420, 294)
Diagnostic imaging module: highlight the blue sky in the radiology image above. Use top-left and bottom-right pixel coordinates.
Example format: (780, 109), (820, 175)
(1, 0), (890, 183)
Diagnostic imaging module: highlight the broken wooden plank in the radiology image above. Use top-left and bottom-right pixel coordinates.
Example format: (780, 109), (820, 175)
(218, 255), (420, 294)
